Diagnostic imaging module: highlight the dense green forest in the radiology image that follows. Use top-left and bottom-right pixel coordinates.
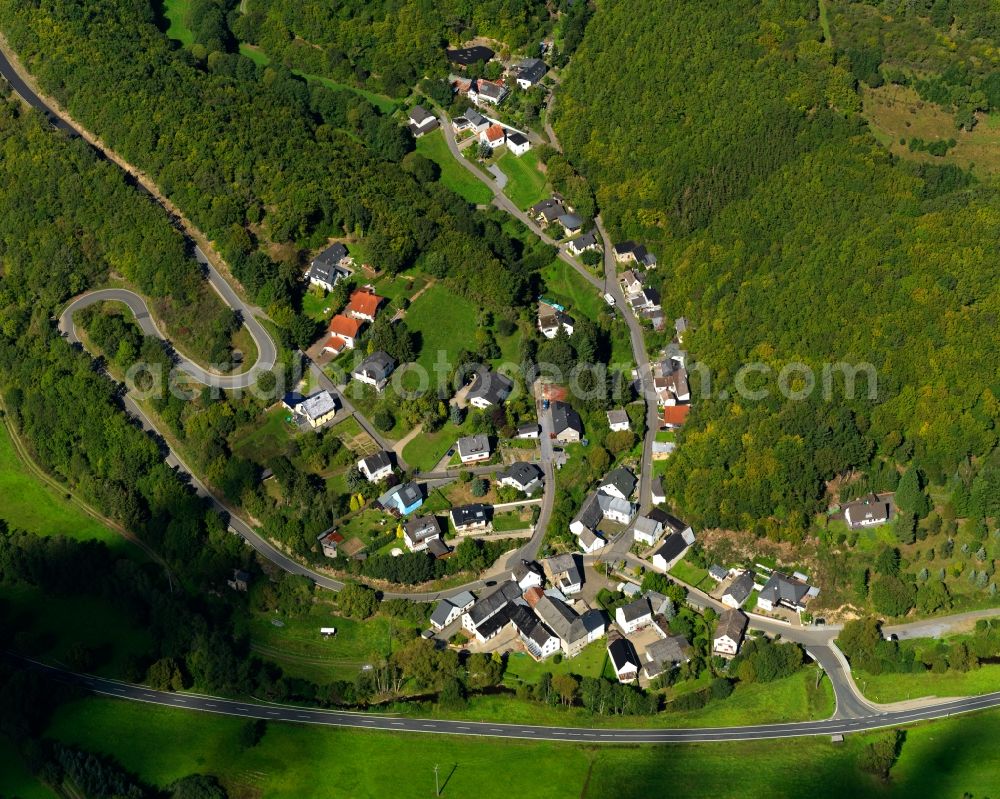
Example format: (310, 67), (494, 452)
(234, 0), (553, 96)
(0, 0), (538, 349)
(556, 0), (1000, 538)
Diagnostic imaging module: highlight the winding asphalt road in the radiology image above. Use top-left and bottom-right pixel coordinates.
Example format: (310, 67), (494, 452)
(59, 266), (277, 390)
(16, 657), (1000, 743)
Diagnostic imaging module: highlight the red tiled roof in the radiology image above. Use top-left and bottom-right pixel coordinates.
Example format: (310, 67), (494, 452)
(328, 314), (363, 338)
(524, 586), (544, 607)
(484, 123), (505, 143)
(662, 405), (690, 426)
(347, 288), (383, 318)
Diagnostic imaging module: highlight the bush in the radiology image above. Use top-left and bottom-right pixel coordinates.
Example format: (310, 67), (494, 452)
(373, 409), (395, 432)
(470, 478), (488, 497)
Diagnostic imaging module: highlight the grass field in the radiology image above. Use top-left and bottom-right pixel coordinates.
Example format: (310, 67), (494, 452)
(503, 640), (609, 687)
(669, 558), (713, 591)
(237, 44), (398, 113)
(416, 129), (494, 204)
(241, 602), (421, 683)
(496, 148), (548, 210)
(0, 422), (132, 553)
(405, 282), (479, 370)
(541, 259), (606, 322)
(161, 0), (193, 46)
(229, 406), (297, 465)
(30, 695), (1000, 798)
(862, 84), (1000, 173)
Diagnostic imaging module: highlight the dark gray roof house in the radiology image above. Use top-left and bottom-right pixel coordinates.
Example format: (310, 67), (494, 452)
(466, 579), (521, 627)
(516, 57), (548, 86)
(558, 213), (583, 233)
(550, 401), (583, 439)
(409, 105), (435, 126)
(653, 533), (688, 565)
(501, 461), (544, 492)
(402, 515), (442, 544)
(569, 229), (599, 252)
(724, 571), (755, 606)
(600, 467), (637, 499)
(531, 197), (567, 223)
(451, 503), (492, 528)
(506, 131), (529, 148)
(359, 450), (393, 475)
(572, 492), (604, 531)
(758, 571), (812, 610)
(607, 636), (640, 676)
(466, 368), (514, 408)
(307, 242), (352, 288)
(353, 350), (397, 386)
(619, 597), (651, 624)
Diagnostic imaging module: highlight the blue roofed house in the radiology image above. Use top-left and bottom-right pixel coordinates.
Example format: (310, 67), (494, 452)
(379, 482), (424, 515)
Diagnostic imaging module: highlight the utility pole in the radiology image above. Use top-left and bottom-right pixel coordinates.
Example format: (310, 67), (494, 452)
(434, 764), (440, 797)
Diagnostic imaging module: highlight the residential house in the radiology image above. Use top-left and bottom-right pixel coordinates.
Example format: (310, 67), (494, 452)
(512, 559), (545, 592)
(722, 571), (755, 609)
(379, 482), (423, 516)
(297, 391), (338, 428)
(651, 529), (695, 573)
(643, 634), (692, 679)
(506, 131), (531, 156)
(607, 635), (640, 682)
(402, 515), (443, 552)
(531, 197), (567, 225)
(570, 491), (636, 537)
(452, 108), (488, 134)
(461, 580), (521, 642)
(515, 57), (548, 89)
(606, 409), (630, 432)
(516, 421), (540, 439)
(346, 287), (384, 323)
(306, 242), (353, 291)
(599, 467), (637, 500)
(558, 213), (583, 237)
(713, 609), (749, 658)
(358, 450), (394, 483)
(649, 509), (693, 539)
(708, 565), (729, 583)
(456, 434), (492, 464)
(619, 269), (645, 297)
(352, 351), (397, 392)
(407, 105), (439, 137)
(613, 241), (657, 268)
(227, 569), (251, 592)
(450, 503), (493, 534)
(429, 590), (477, 631)
(317, 529), (344, 559)
(446, 45), (494, 68)
(550, 401), (583, 443)
(470, 79), (508, 106)
(615, 597), (652, 634)
(509, 604), (560, 660)
(499, 461), (544, 494)
(844, 494), (892, 529)
(633, 514), (664, 547)
(537, 306), (575, 339)
(654, 369), (690, 406)
(651, 477), (667, 505)
(757, 572), (816, 613)
(576, 526), (606, 554)
(480, 122), (506, 147)
(466, 369), (513, 409)
(567, 229), (600, 256)
(532, 594), (603, 658)
(661, 405), (690, 429)
(324, 314), (364, 353)
(544, 553), (583, 596)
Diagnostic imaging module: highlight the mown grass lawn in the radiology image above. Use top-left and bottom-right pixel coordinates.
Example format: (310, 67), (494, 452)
(416, 128), (494, 205)
(503, 640), (609, 687)
(496, 148), (548, 210)
(31, 694), (1000, 798)
(669, 557), (713, 591)
(0, 423), (131, 553)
